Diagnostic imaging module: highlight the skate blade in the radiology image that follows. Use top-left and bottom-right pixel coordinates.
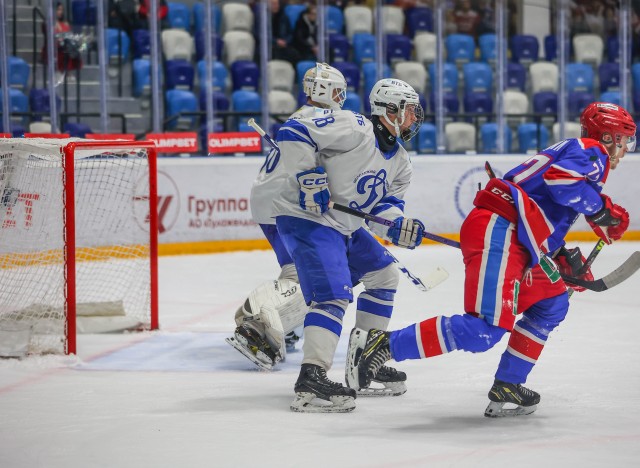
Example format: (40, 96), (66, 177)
(357, 381), (407, 397)
(290, 392), (356, 413)
(225, 336), (274, 371)
(484, 401), (537, 418)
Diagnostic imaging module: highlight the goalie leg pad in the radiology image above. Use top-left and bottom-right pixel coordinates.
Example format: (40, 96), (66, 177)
(225, 324), (279, 371)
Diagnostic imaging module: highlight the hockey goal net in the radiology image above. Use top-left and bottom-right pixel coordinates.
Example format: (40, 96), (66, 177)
(0, 138), (158, 355)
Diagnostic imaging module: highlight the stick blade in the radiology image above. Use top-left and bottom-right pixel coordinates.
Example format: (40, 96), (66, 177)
(602, 251), (640, 290)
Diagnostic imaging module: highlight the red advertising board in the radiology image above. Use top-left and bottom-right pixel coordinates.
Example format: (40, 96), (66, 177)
(207, 132), (262, 154)
(146, 132), (199, 153)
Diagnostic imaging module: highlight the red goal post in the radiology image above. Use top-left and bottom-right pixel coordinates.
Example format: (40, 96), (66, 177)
(0, 138), (158, 355)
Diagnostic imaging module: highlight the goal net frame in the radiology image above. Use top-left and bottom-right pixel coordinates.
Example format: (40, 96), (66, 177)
(0, 139), (159, 355)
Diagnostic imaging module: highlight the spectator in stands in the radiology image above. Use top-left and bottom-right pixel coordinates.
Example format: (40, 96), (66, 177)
(583, 0), (605, 36)
(41, 2), (82, 74)
(292, 4), (319, 62)
(453, 0), (479, 37)
(108, 0), (139, 41)
(136, 0), (169, 30)
(476, 0), (496, 36)
(603, 5), (618, 38)
(271, 0), (300, 65)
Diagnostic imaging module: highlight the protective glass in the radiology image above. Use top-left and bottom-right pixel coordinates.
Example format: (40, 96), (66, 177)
(622, 134), (636, 152)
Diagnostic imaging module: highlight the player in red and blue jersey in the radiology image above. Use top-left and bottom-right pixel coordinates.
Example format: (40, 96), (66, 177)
(346, 102), (636, 417)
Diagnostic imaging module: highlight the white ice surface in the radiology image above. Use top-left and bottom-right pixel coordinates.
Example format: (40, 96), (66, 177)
(1, 242), (639, 468)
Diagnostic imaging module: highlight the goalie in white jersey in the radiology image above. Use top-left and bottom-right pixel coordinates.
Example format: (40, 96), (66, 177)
(268, 77), (426, 412)
(226, 63), (348, 371)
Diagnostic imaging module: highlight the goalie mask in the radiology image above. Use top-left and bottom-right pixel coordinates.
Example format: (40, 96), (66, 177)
(303, 63), (347, 110)
(580, 102), (637, 164)
(369, 78), (424, 142)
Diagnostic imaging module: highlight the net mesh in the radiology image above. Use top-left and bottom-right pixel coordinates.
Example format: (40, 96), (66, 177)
(0, 139), (154, 354)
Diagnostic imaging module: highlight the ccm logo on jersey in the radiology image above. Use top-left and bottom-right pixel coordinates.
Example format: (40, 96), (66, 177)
(491, 186), (514, 203)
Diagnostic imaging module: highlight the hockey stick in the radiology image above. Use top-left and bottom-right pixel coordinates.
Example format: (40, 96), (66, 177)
(247, 118), (449, 292)
(329, 201), (462, 249)
(561, 251), (640, 292)
(567, 239), (606, 297)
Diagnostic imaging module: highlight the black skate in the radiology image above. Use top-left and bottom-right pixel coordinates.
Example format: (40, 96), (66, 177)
(225, 323), (280, 371)
(290, 364), (356, 413)
(284, 330), (300, 351)
(484, 379), (541, 418)
(345, 328), (406, 397)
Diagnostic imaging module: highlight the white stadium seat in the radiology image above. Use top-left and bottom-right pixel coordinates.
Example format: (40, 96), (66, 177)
(344, 5), (373, 39)
(445, 122), (476, 153)
(268, 90), (298, 116)
(414, 32), (437, 66)
(573, 34), (604, 66)
(222, 31), (256, 66)
(530, 61), (559, 93)
(394, 61), (427, 94)
(382, 6), (404, 34)
(267, 60), (295, 92)
(222, 3), (254, 33)
(162, 29), (194, 61)
(553, 122), (582, 141)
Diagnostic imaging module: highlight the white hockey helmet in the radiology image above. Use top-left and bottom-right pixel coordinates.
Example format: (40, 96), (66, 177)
(303, 62), (347, 110)
(369, 78), (424, 142)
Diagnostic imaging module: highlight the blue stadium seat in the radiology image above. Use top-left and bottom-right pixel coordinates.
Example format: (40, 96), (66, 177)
(165, 59), (195, 90)
(479, 34), (497, 63)
(417, 123), (437, 153)
(64, 122), (92, 138)
(445, 34), (475, 66)
(284, 4), (307, 29)
(329, 34), (350, 62)
(167, 2), (190, 30)
(193, 2), (222, 32)
(0, 122), (24, 137)
(332, 62), (360, 92)
(195, 30), (223, 61)
(7, 57), (29, 90)
(343, 91), (361, 113)
(0, 88), (28, 124)
(231, 60), (259, 91)
(326, 6), (344, 34)
(363, 63), (391, 110)
(510, 35), (539, 66)
(71, 0), (97, 26)
(386, 34), (412, 64)
(198, 89), (230, 112)
(232, 90), (261, 131)
(544, 35), (572, 62)
(566, 63), (594, 93)
(132, 58), (151, 97)
(406, 7), (433, 37)
(430, 92), (459, 114)
(28, 88), (61, 120)
(353, 33), (376, 66)
(132, 29), (151, 59)
(600, 91), (621, 105)
(480, 123), (512, 153)
(428, 62), (458, 93)
(599, 63), (620, 92)
(632, 63), (640, 93)
(106, 28), (130, 63)
(463, 62), (492, 93)
(463, 91), (492, 114)
(607, 36), (618, 63)
(532, 91), (558, 115)
(298, 90), (307, 107)
(296, 60), (316, 89)
(165, 89), (198, 130)
(518, 123), (549, 153)
(506, 62), (526, 91)
(197, 60), (228, 91)
(568, 91), (595, 117)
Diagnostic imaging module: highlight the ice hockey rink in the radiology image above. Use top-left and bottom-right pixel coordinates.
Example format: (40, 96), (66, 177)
(1, 241), (639, 468)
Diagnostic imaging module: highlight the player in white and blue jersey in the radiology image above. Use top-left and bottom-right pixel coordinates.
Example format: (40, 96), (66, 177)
(266, 78), (425, 412)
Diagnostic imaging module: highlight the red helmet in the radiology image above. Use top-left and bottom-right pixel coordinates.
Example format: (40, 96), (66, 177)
(580, 102), (637, 151)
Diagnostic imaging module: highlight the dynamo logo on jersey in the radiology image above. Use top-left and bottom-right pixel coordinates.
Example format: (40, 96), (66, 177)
(349, 169), (388, 210)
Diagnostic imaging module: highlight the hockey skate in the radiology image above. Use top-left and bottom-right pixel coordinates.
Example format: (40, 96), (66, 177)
(484, 379), (541, 418)
(290, 364), (356, 413)
(346, 328), (406, 397)
(225, 323), (280, 371)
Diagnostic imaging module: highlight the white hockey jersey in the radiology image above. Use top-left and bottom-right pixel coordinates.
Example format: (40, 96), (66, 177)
(251, 107), (413, 237)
